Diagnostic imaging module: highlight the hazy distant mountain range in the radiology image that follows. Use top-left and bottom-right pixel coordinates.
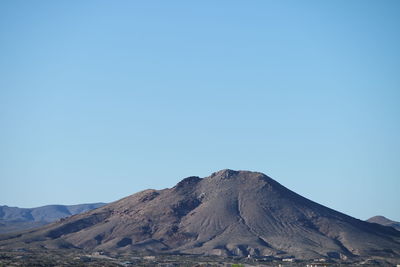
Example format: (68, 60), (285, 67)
(367, 215), (400, 231)
(0, 203), (106, 234)
(1, 169), (399, 263)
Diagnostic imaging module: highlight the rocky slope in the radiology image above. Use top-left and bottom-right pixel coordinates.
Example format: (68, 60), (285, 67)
(0, 203), (106, 233)
(0, 170), (399, 261)
(367, 216), (400, 231)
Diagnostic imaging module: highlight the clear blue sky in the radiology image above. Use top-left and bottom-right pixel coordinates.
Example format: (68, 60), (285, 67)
(1, 1), (399, 221)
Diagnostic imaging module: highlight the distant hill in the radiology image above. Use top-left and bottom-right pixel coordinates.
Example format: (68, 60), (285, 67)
(0, 203), (106, 233)
(367, 216), (400, 231)
(0, 169), (399, 263)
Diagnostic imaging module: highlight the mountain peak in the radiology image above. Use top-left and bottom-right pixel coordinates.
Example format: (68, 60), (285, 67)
(1, 170), (399, 261)
(367, 216), (400, 231)
(210, 169), (238, 178)
(209, 169), (268, 180)
(368, 216), (394, 223)
(174, 176), (201, 190)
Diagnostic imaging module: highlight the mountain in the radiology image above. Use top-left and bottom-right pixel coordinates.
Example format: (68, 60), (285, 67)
(0, 170), (399, 262)
(0, 203), (106, 234)
(367, 216), (400, 231)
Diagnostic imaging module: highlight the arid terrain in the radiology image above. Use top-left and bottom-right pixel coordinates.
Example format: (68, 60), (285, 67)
(1, 170), (399, 266)
(0, 249), (396, 267)
(0, 203), (106, 234)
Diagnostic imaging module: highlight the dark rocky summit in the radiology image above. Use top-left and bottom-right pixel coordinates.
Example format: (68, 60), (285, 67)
(0, 170), (399, 261)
